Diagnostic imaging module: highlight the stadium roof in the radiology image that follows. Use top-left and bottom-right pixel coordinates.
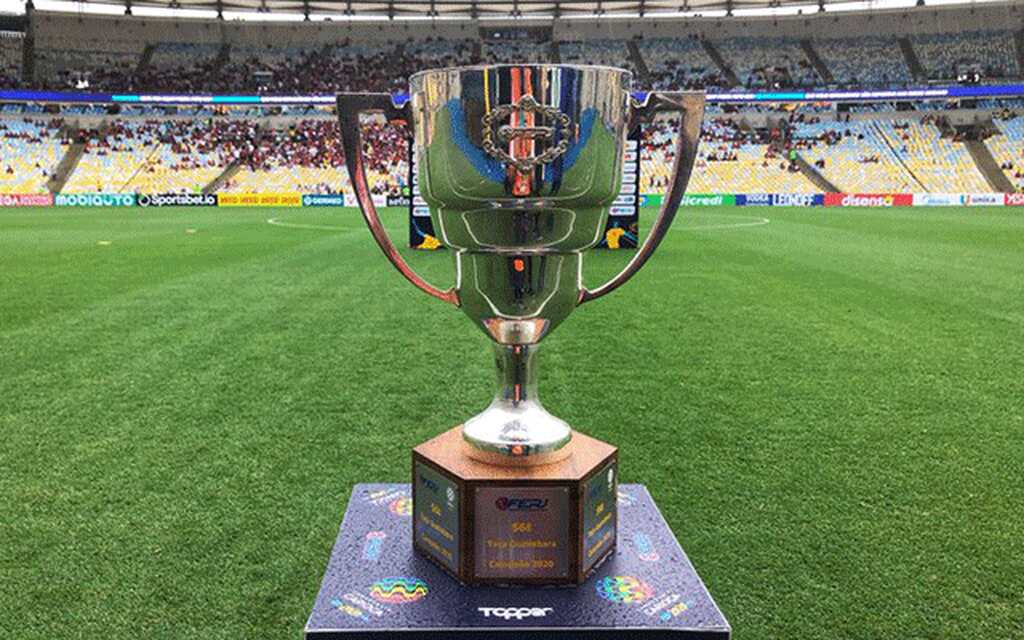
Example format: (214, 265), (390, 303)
(7, 0), (1012, 20)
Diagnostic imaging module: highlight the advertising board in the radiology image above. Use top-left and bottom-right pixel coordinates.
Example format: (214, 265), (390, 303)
(0, 193), (54, 206)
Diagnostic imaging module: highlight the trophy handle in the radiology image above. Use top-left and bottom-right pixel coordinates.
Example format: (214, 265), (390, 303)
(577, 91), (705, 305)
(336, 93), (460, 307)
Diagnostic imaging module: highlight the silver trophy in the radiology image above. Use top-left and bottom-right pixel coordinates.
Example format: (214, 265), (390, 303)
(338, 64), (704, 467)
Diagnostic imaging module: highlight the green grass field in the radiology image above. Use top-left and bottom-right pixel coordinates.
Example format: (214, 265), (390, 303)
(1, 205), (1022, 639)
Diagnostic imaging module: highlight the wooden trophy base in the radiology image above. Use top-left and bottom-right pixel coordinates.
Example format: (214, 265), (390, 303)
(412, 426), (618, 586)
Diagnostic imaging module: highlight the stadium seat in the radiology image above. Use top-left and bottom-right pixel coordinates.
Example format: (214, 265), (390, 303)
(0, 119), (66, 194)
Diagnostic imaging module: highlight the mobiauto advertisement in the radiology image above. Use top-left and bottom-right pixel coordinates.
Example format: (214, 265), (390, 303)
(55, 193), (136, 207)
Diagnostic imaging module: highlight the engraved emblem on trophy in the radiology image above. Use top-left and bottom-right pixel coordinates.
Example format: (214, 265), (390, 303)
(337, 64), (704, 585)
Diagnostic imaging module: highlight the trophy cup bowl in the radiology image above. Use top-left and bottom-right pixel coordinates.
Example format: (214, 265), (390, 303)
(337, 65), (704, 584)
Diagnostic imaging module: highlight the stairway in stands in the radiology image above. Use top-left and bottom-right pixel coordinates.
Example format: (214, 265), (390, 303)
(871, 120), (928, 192)
(626, 39), (651, 85)
(214, 43), (232, 74)
(1015, 30), (1024, 76)
(21, 30), (34, 83)
(47, 123), (88, 194)
(897, 37), (926, 83)
(204, 161), (242, 194)
(800, 40), (833, 84)
(966, 140), (1013, 193)
(795, 153), (840, 192)
(700, 39), (739, 87)
(136, 44), (155, 75)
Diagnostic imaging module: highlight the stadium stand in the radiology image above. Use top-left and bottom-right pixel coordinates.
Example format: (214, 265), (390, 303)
(0, 118), (67, 194)
(986, 115), (1024, 190)
(559, 39), (634, 74)
(813, 36), (912, 87)
(715, 37), (819, 88)
(222, 118), (406, 194)
(482, 39), (551, 65)
(406, 38), (477, 70)
(52, 115), (408, 195)
(0, 32), (23, 88)
(874, 118), (989, 193)
(641, 115), (817, 194)
(911, 30), (1019, 82)
(636, 37), (724, 91)
(4, 4), (1024, 197)
(793, 121), (919, 193)
(34, 42), (140, 91)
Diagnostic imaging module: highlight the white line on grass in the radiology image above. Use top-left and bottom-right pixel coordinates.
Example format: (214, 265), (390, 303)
(674, 215), (770, 231)
(267, 217), (352, 232)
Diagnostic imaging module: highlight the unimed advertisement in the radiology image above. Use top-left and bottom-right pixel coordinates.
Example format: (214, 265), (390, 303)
(912, 193), (966, 207)
(55, 193), (136, 207)
(824, 193), (914, 207)
(137, 193), (217, 207)
(964, 193), (1004, 207)
(0, 193), (54, 207)
(218, 192), (302, 207)
(302, 194), (346, 207)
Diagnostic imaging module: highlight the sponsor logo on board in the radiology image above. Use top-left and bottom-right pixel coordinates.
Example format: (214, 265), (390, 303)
(0, 193), (54, 206)
(494, 497), (549, 512)
(137, 193), (216, 207)
(964, 193), (1004, 206)
(302, 194), (346, 207)
(478, 607), (553, 620)
(55, 193), (136, 207)
(825, 193), (913, 207)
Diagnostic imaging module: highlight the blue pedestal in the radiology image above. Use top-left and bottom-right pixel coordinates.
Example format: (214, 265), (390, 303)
(306, 483), (730, 639)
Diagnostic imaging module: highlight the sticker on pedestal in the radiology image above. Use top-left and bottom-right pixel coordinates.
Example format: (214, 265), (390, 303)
(413, 463), (460, 573)
(473, 485), (570, 580)
(583, 460), (617, 573)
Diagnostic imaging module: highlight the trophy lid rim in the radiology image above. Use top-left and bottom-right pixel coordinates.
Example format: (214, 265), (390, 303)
(409, 63), (633, 83)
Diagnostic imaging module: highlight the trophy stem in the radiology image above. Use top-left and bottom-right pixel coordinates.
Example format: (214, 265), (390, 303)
(494, 343), (539, 407)
(461, 343), (572, 466)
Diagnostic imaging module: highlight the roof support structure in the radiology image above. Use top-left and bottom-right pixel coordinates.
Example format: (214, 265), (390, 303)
(21, 0), (1005, 21)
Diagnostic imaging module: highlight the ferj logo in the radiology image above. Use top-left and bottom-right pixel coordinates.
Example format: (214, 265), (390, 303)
(596, 575), (655, 604)
(369, 577), (429, 604)
(495, 497), (548, 511)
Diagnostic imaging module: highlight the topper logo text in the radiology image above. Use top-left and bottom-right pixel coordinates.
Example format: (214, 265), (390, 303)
(478, 607), (553, 620)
